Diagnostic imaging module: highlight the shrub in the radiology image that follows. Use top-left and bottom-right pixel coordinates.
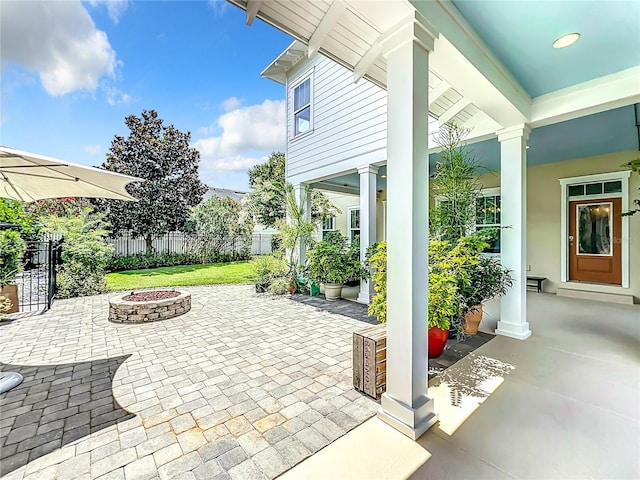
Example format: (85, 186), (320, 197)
(41, 208), (113, 298)
(366, 231), (507, 330)
(0, 295), (12, 320)
(251, 253), (288, 292)
(367, 242), (386, 323)
(306, 232), (368, 285)
(267, 276), (291, 295)
(107, 250), (249, 272)
(0, 229), (26, 286)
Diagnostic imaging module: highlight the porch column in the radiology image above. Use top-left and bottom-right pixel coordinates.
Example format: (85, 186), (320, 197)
(292, 183), (311, 267)
(357, 165), (378, 304)
(497, 125), (531, 340)
(378, 14), (438, 440)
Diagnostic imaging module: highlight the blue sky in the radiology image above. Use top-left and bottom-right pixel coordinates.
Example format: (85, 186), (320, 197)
(0, 0), (292, 191)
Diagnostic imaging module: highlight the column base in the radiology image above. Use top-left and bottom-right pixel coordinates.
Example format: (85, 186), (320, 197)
(496, 321), (531, 340)
(357, 292), (372, 304)
(377, 393), (437, 440)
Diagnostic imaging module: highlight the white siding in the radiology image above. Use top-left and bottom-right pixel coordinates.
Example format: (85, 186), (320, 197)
(286, 55), (387, 183)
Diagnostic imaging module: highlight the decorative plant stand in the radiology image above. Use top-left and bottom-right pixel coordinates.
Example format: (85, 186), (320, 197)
(109, 290), (191, 323)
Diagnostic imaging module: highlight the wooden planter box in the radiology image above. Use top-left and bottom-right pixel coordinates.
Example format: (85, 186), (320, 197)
(353, 324), (386, 399)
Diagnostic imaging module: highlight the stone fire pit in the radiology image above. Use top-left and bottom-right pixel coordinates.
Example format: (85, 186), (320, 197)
(109, 289), (191, 323)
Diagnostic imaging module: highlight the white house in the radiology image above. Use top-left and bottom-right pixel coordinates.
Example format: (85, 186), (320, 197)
(230, 0), (640, 439)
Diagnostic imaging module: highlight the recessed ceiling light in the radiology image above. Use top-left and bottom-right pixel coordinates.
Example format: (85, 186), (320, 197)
(553, 33), (580, 49)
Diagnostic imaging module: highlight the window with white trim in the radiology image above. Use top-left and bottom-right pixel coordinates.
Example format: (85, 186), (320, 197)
(321, 215), (336, 239)
(347, 207), (360, 243)
(476, 192), (501, 254)
(293, 77), (311, 136)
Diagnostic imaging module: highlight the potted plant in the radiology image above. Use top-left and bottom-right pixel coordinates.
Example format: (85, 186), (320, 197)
(0, 229), (26, 314)
(306, 231), (367, 301)
(460, 255), (513, 334)
(366, 240), (465, 358)
(446, 228), (513, 335)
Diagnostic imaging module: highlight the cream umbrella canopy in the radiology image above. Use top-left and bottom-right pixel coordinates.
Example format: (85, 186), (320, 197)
(0, 146), (142, 202)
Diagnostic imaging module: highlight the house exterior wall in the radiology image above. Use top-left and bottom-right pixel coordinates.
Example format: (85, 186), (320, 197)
(317, 190), (386, 244)
(285, 54), (387, 185)
(477, 150), (639, 301)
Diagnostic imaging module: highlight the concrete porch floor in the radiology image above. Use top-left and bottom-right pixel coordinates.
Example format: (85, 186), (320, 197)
(280, 292), (640, 479)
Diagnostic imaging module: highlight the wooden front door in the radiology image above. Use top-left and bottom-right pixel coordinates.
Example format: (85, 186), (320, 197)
(569, 197), (622, 285)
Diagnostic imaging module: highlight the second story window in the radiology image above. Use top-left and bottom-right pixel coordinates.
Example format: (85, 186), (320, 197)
(293, 77), (311, 136)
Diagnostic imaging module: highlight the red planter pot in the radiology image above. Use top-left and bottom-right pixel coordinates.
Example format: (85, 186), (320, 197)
(428, 326), (449, 358)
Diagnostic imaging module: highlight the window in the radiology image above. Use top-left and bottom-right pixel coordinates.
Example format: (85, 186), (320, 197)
(475, 193), (501, 254)
(321, 216), (336, 239)
(568, 180), (622, 198)
(293, 77), (311, 136)
(348, 207), (360, 243)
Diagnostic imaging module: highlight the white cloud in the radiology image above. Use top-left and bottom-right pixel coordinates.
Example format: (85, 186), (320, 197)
(208, 0), (228, 17)
(103, 84), (132, 106)
(0, 1), (118, 96)
(194, 99), (285, 159)
(88, 0), (129, 24)
(84, 145), (101, 155)
(203, 156), (267, 172)
(222, 96), (242, 112)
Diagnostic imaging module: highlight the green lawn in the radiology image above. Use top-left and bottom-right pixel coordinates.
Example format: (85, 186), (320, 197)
(106, 261), (253, 291)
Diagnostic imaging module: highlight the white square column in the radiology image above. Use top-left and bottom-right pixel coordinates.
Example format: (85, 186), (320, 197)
(377, 14), (438, 440)
(292, 183), (311, 268)
(357, 165), (378, 304)
(496, 125), (531, 340)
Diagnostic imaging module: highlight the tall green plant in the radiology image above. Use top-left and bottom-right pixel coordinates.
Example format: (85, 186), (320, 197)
(275, 184), (317, 281)
(430, 123), (482, 242)
(367, 240), (466, 330)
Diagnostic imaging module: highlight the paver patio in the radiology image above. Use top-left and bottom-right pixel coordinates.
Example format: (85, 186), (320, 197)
(0, 285), (379, 480)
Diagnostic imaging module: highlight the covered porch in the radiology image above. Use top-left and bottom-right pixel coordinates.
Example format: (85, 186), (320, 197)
(279, 291), (640, 479)
(229, 0), (640, 441)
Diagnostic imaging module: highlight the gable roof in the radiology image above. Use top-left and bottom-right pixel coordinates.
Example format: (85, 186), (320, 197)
(203, 187), (247, 204)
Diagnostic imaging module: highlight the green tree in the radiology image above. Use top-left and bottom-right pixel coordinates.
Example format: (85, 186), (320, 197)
(245, 152), (338, 227)
(97, 110), (208, 252)
(190, 196), (254, 255)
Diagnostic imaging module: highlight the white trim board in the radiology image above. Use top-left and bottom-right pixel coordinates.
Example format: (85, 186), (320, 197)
(559, 171), (631, 288)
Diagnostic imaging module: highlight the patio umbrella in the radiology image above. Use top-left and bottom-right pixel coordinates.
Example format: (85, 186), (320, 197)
(0, 146), (142, 202)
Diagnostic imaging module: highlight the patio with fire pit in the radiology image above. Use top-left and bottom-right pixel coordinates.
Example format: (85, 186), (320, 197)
(0, 284), (379, 480)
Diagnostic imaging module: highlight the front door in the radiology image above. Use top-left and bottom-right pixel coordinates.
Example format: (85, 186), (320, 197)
(569, 197), (622, 285)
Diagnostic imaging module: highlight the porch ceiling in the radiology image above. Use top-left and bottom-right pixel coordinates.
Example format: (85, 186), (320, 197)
(452, 0), (640, 97)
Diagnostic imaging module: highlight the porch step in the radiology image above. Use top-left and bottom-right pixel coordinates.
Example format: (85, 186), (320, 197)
(556, 288), (635, 305)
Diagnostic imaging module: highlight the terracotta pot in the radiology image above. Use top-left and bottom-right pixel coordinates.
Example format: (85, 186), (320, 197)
(428, 326), (449, 358)
(323, 283), (343, 301)
(463, 305), (483, 335)
(288, 283), (297, 294)
(0, 284), (19, 314)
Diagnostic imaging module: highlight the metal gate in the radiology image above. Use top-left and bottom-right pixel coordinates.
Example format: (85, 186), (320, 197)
(16, 240), (63, 313)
